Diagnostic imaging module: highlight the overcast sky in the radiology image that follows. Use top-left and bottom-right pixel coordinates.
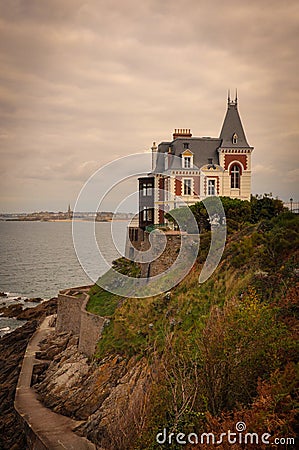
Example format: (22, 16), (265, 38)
(0, 0), (298, 212)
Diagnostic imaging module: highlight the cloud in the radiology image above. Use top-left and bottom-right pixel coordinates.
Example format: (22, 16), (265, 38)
(287, 168), (299, 183)
(22, 159), (103, 182)
(0, 0), (298, 211)
(253, 164), (277, 175)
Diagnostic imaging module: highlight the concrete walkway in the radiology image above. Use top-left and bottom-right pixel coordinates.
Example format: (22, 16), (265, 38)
(15, 315), (96, 450)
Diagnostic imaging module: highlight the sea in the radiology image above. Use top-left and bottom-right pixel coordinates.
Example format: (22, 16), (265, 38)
(0, 220), (128, 337)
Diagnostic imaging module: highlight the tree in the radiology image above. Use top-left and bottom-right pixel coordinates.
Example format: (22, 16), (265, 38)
(165, 207), (199, 233)
(250, 194), (285, 222)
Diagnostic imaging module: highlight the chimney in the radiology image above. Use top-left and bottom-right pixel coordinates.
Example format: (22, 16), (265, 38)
(151, 141), (158, 171)
(173, 128), (192, 140)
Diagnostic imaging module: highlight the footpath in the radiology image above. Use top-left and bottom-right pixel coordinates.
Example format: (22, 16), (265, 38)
(14, 315), (96, 450)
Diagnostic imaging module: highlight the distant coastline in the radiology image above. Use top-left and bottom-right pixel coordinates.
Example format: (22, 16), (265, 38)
(0, 211), (134, 222)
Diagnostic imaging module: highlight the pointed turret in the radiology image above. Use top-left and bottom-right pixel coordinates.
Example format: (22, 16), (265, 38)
(219, 94), (250, 148)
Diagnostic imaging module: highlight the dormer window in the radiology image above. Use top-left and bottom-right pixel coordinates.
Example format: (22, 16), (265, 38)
(182, 150), (193, 169)
(232, 133), (238, 144)
(184, 156), (191, 168)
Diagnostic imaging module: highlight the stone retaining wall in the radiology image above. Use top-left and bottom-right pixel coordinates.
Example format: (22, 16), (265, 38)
(79, 295), (106, 356)
(126, 229), (198, 278)
(56, 285), (106, 358)
(56, 292), (83, 335)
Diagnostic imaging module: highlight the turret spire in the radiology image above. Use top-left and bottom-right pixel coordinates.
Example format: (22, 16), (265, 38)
(220, 93), (250, 147)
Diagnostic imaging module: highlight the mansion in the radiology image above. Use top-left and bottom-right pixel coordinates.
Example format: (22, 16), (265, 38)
(138, 94), (254, 229)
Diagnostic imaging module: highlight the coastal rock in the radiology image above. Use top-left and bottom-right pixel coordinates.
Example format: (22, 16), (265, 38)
(0, 304), (23, 317)
(0, 298), (58, 450)
(24, 297), (43, 303)
(32, 361), (50, 384)
(36, 331), (72, 360)
(17, 298), (57, 320)
(79, 358), (153, 449)
(33, 332), (155, 450)
(0, 321), (37, 450)
(34, 341), (129, 421)
(0, 297), (57, 320)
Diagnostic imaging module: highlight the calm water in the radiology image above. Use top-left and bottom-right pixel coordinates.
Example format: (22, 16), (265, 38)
(0, 220), (128, 336)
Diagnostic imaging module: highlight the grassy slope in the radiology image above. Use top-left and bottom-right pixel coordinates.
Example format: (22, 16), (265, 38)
(87, 258), (141, 317)
(87, 213), (299, 448)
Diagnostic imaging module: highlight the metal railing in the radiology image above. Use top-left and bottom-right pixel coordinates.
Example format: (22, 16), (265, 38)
(284, 202), (299, 213)
(145, 223), (170, 232)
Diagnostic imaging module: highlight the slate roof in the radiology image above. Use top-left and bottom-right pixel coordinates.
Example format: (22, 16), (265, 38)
(153, 99), (251, 173)
(154, 138), (221, 173)
(219, 100), (250, 148)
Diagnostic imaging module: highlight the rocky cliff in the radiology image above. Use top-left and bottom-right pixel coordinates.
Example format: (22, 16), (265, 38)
(0, 298), (57, 450)
(32, 212), (298, 450)
(33, 331), (155, 449)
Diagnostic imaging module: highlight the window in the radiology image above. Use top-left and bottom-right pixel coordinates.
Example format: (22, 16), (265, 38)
(208, 158), (213, 165)
(142, 208), (153, 222)
(183, 178), (192, 195)
(232, 133), (238, 144)
(231, 164), (240, 188)
(182, 151), (193, 169)
(183, 143), (189, 149)
(183, 156), (191, 168)
(142, 183), (153, 196)
(208, 179), (216, 196)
